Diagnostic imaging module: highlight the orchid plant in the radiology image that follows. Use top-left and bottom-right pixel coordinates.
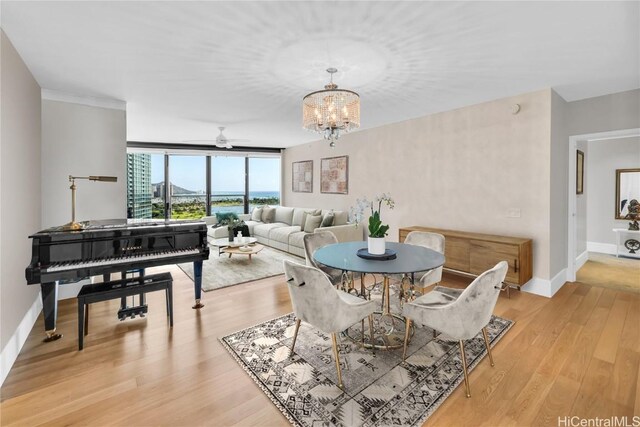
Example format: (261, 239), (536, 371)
(349, 193), (395, 238)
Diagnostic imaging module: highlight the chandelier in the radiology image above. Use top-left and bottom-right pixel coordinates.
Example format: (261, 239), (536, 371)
(302, 68), (360, 147)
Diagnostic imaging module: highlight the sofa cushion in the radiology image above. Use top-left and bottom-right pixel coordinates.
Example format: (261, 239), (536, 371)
(292, 208), (313, 227)
(261, 207), (276, 223)
(304, 214), (323, 233)
(320, 212), (334, 227)
(274, 207), (295, 225)
(288, 231), (307, 249)
(251, 207), (263, 221)
(322, 209), (348, 225)
(243, 220), (261, 235)
(253, 222), (286, 238)
(269, 226), (302, 244)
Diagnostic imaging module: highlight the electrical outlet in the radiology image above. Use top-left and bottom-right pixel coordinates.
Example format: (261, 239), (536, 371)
(507, 208), (521, 218)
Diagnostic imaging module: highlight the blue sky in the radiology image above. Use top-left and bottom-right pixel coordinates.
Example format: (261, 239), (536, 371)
(150, 154), (280, 192)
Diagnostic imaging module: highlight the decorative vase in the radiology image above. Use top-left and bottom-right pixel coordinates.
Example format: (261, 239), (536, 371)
(368, 236), (386, 255)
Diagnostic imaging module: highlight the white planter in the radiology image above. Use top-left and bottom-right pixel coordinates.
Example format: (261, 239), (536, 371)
(368, 237), (386, 255)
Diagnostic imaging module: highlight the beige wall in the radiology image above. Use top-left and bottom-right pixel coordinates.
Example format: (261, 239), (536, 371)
(41, 100), (127, 229)
(284, 89), (553, 280)
(0, 32), (42, 354)
(567, 89), (640, 136)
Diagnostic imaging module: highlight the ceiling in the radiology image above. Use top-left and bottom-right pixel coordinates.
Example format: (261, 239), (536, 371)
(2, 1), (638, 148)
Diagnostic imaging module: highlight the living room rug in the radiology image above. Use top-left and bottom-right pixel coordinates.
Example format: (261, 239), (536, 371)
(221, 312), (513, 427)
(178, 245), (302, 291)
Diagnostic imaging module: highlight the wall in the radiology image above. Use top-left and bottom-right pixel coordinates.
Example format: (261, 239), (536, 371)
(567, 89), (640, 136)
(41, 99), (127, 229)
(586, 136), (640, 251)
(0, 31), (42, 384)
(284, 89), (553, 282)
(575, 140), (588, 258)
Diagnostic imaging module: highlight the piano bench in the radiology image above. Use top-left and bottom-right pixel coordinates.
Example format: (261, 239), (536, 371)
(77, 272), (174, 350)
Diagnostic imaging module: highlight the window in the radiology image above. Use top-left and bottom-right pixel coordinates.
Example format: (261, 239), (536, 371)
(169, 155), (206, 219)
(249, 157), (281, 210)
(211, 156), (245, 215)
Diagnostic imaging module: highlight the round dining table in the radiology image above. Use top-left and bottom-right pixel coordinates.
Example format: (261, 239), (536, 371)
(313, 241), (445, 349)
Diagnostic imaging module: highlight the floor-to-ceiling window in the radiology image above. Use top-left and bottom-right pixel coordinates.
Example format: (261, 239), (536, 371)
(169, 155), (207, 219)
(249, 157), (281, 210)
(127, 153), (165, 219)
(211, 156), (246, 215)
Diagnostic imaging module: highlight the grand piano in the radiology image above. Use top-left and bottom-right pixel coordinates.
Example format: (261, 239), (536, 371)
(26, 219), (209, 341)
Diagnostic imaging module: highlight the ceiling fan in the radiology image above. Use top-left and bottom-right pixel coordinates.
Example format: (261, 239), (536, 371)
(184, 126), (250, 149)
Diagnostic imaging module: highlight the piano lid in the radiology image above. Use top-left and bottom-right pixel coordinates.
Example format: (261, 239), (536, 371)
(31, 218), (206, 236)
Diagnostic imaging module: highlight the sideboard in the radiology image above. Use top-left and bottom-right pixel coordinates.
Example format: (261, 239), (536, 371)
(399, 226), (533, 289)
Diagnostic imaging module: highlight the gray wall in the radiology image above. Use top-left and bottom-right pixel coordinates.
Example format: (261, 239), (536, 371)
(550, 90), (569, 276)
(41, 100), (127, 229)
(0, 31), (42, 352)
(567, 89), (640, 136)
(586, 137), (640, 247)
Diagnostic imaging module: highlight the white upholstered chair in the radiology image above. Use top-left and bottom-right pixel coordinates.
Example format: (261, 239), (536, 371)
(401, 261), (508, 398)
(303, 231), (344, 287)
(283, 260), (377, 389)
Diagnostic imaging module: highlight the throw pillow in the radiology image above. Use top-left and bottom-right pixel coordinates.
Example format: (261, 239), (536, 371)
(303, 214), (323, 233)
(216, 212), (239, 223)
(262, 207), (276, 224)
(251, 207), (263, 222)
(320, 212), (334, 227)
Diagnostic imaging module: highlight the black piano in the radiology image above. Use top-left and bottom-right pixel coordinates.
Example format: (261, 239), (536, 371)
(26, 219), (209, 341)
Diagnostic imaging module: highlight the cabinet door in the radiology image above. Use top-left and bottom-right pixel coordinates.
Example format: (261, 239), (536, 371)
(445, 237), (470, 272)
(469, 240), (520, 283)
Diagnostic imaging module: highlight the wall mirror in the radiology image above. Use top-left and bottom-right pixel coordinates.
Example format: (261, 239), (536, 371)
(616, 168), (640, 219)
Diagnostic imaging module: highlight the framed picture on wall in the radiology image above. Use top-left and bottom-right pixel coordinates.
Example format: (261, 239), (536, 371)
(320, 155), (349, 194)
(292, 160), (313, 193)
(576, 150), (584, 194)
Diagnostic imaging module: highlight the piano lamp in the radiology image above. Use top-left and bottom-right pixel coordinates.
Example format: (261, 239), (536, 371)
(63, 175), (118, 231)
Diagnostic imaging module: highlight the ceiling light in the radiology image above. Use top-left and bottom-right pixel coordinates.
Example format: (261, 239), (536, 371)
(302, 68), (360, 148)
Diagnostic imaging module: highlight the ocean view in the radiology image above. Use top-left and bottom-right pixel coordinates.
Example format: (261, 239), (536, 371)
(151, 191), (281, 217)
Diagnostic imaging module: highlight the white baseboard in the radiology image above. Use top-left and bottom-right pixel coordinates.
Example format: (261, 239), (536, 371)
(576, 250), (589, 271)
(522, 268), (567, 298)
(587, 241), (617, 255)
(1, 293), (42, 386)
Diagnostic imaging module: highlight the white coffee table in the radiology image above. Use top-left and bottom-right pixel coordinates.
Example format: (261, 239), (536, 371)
(210, 237), (258, 256)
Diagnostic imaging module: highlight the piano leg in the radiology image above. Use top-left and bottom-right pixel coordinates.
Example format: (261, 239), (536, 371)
(41, 282), (63, 342)
(192, 260), (204, 309)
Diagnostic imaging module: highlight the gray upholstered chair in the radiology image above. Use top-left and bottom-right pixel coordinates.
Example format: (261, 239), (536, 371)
(303, 231), (344, 287)
(283, 260), (377, 389)
(401, 261), (508, 398)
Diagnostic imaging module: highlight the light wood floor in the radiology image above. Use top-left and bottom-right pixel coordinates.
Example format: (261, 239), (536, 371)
(1, 266), (638, 426)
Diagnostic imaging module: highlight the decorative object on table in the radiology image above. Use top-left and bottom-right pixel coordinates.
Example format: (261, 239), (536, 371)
(320, 155), (349, 194)
(221, 304), (513, 426)
(350, 193), (395, 255)
(356, 247), (397, 260)
(402, 261), (509, 398)
(62, 175), (118, 230)
(221, 217), (248, 241)
(292, 160), (313, 193)
(178, 245), (301, 291)
(615, 168), (640, 221)
(624, 199), (639, 230)
(302, 68), (360, 148)
(576, 149), (584, 194)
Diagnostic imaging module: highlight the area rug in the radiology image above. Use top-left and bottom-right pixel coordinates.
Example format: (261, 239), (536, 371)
(221, 312), (513, 427)
(178, 245), (302, 291)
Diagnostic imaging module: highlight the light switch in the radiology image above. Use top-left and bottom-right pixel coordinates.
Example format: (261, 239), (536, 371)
(507, 208), (521, 218)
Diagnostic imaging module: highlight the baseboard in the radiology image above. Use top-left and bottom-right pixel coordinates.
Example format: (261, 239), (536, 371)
(521, 268), (567, 298)
(576, 250), (589, 271)
(587, 241), (617, 255)
(0, 293), (42, 386)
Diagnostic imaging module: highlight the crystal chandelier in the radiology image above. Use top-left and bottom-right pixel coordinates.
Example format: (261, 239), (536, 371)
(302, 68), (360, 147)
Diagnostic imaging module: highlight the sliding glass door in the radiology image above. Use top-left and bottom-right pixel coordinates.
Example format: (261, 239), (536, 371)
(249, 157), (281, 210)
(169, 155), (206, 219)
(211, 156), (246, 215)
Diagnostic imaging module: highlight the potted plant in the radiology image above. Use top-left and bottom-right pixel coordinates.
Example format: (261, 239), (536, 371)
(350, 194), (395, 254)
(221, 217), (247, 241)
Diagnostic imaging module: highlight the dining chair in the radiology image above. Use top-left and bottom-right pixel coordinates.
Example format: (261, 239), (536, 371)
(401, 261), (508, 398)
(283, 260), (377, 389)
(395, 231), (445, 301)
(303, 231), (344, 287)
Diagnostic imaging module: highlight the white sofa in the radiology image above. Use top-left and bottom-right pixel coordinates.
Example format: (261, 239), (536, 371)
(202, 206), (364, 257)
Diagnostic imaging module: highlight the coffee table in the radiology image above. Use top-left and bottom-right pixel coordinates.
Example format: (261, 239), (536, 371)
(210, 237), (258, 256)
(223, 243), (264, 262)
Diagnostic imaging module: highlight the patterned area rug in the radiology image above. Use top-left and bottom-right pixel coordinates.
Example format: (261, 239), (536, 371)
(221, 311), (513, 426)
(178, 245), (302, 291)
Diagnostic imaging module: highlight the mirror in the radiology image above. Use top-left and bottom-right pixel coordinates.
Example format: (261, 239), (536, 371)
(616, 168), (640, 219)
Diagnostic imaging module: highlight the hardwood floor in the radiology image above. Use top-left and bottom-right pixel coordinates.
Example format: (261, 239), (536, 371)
(1, 266), (638, 426)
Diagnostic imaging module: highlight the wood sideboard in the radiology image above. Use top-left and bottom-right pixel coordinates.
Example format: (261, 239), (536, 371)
(399, 226), (533, 287)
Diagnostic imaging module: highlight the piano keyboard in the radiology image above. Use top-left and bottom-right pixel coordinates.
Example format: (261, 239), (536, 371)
(44, 248), (200, 272)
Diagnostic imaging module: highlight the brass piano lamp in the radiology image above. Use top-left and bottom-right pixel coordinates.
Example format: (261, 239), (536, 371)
(63, 175), (118, 231)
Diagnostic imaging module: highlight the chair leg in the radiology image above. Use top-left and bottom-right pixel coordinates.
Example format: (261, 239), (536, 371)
(361, 319), (365, 344)
(432, 328), (437, 339)
(458, 340), (471, 398)
(331, 333), (344, 389)
(368, 314), (375, 349)
(482, 327), (494, 367)
(402, 318), (412, 362)
(290, 319), (301, 357)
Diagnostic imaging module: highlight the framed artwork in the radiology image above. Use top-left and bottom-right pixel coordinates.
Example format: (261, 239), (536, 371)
(292, 160), (313, 193)
(320, 155), (349, 194)
(576, 150), (584, 195)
